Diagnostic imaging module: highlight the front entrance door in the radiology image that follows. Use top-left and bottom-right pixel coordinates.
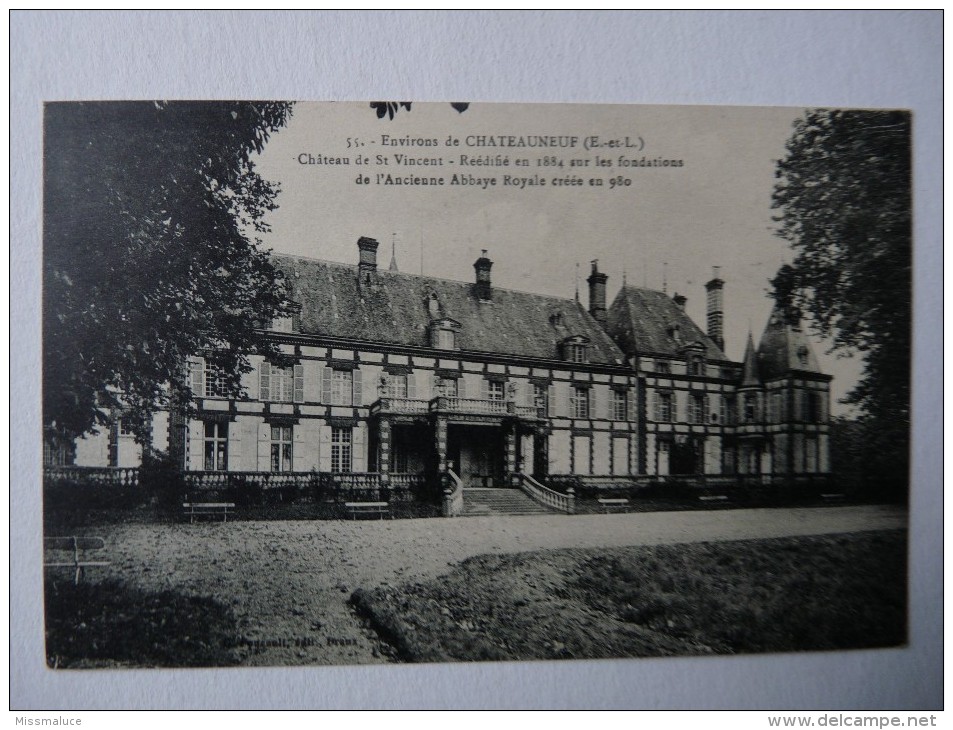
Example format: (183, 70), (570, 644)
(448, 424), (504, 487)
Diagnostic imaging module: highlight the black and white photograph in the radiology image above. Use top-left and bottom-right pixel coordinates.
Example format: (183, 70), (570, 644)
(40, 100), (912, 670)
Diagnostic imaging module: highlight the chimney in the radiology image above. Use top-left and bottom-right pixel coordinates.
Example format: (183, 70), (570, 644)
(357, 236), (380, 283)
(587, 259), (608, 325)
(672, 292), (687, 310)
(473, 249), (493, 301)
(705, 266), (725, 351)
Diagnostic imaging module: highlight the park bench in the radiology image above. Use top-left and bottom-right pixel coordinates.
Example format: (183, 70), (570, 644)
(597, 497), (630, 514)
(182, 502), (235, 523)
(343, 501), (391, 520)
(44, 536), (110, 585)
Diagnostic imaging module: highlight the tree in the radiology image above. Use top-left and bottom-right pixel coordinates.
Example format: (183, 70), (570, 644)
(43, 101), (294, 446)
(771, 109), (912, 494)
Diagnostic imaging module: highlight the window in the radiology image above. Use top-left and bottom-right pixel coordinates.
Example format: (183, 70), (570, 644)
(331, 369), (353, 406)
(189, 356), (230, 399)
(204, 362), (228, 398)
(689, 394), (705, 424)
(487, 380), (505, 401)
(655, 392), (673, 422)
(261, 363), (303, 403)
(386, 374), (408, 399)
(722, 447), (736, 475)
(436, 377), (458, 398)
(772, 392), (784, 423)
(689, 355), (705, 376)
(572, 386), (590, 419)
(437, 329), (455, 349)
(271, 315), (293, 333)
(612, 390), (628, 421)
(806, 391), (823, 423)
(204, 422), (228, 471)
(569, 344), (587, 363)
(270, 425), (293, 472)
(269, 303), (301, 333)
(118, 418), (135, 436)
(721, 396), (736, 425)
(805, 437), (819, 473)
(655, 361), (671, 374)
(331, 427), (352, 473)
(744, 394), (758, 423)
(533, 383), (549, 414)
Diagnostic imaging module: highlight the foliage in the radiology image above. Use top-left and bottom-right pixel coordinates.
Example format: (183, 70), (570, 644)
(139, 449), (187, 516)
(369, 101), (469, 119)
(43, 101), (294, 445)
(771, 109), (911, 491)
(45, 579), (241, 668)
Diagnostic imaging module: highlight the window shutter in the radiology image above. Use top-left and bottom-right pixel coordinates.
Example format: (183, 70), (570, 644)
(628, 388), (637, 422)
(318, 426), (332, 472)
(259, 362), (271, 402)
(548, 384), (555, 417)
(188, 422), (204, 471)
(293, 364), (304, 403)
(407, 373), (416, 399)
(352, 426), (366, 472)
(652, 391), (659, 422)
(352, 369), (362, 406)
(480, 378), (489, 401)
(457, 378), (467, 399)
(322, 367), (332, 404)
(228, 423), (242, 466)
(190, 357), (205, 396)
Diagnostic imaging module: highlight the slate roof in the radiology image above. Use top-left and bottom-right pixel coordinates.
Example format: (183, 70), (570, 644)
(272, 254), (626, 365)
(757, 304), (823, 379)
(606, 285), (729, 361)
(740, 331), (761, 387)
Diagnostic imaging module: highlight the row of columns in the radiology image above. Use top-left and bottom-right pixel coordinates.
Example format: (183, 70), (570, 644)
(377, 414), (524, 481)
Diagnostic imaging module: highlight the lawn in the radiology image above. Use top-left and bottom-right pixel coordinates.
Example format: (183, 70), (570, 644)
(44, 578), (242, 668)
(351, 530), (906, 663)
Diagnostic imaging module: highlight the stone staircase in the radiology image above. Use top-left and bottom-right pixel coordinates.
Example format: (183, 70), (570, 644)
(461, 487), (556, 516)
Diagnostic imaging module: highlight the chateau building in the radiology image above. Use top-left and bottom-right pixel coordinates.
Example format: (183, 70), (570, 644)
(57, 236), (831, 496)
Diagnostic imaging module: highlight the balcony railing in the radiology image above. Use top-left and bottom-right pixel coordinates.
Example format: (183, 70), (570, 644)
(371, 397), (430, 415)
(45, 466), (140, 488)
(516, 473), (575, 514)
(372, 396), (546, 419)
(184, 471), (317, 491)
(436, 396), (507, 414)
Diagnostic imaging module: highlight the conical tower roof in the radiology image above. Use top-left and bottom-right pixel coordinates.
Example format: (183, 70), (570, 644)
(740, 331), (761, 388)
(757, 303), (822, 379)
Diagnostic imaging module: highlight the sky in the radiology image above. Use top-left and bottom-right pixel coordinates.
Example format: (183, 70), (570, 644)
(252, 101), (863, 414)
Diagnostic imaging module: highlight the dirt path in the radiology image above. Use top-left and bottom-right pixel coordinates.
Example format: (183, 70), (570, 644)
(92, 504), (905, 666)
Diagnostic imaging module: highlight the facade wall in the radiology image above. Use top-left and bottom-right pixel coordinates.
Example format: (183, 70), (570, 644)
(176, 341), (637, 480)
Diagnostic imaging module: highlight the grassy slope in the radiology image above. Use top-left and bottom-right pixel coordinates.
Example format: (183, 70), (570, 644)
(352, 530), (906, 663)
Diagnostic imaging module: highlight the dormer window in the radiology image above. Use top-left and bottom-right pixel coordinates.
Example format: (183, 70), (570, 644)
(561, 335), (590, 364)
(438, 329), (455, 349)
(270, 302), (302, 333)
(689, 354), (705, 376)
(430, 317), (461, 350)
